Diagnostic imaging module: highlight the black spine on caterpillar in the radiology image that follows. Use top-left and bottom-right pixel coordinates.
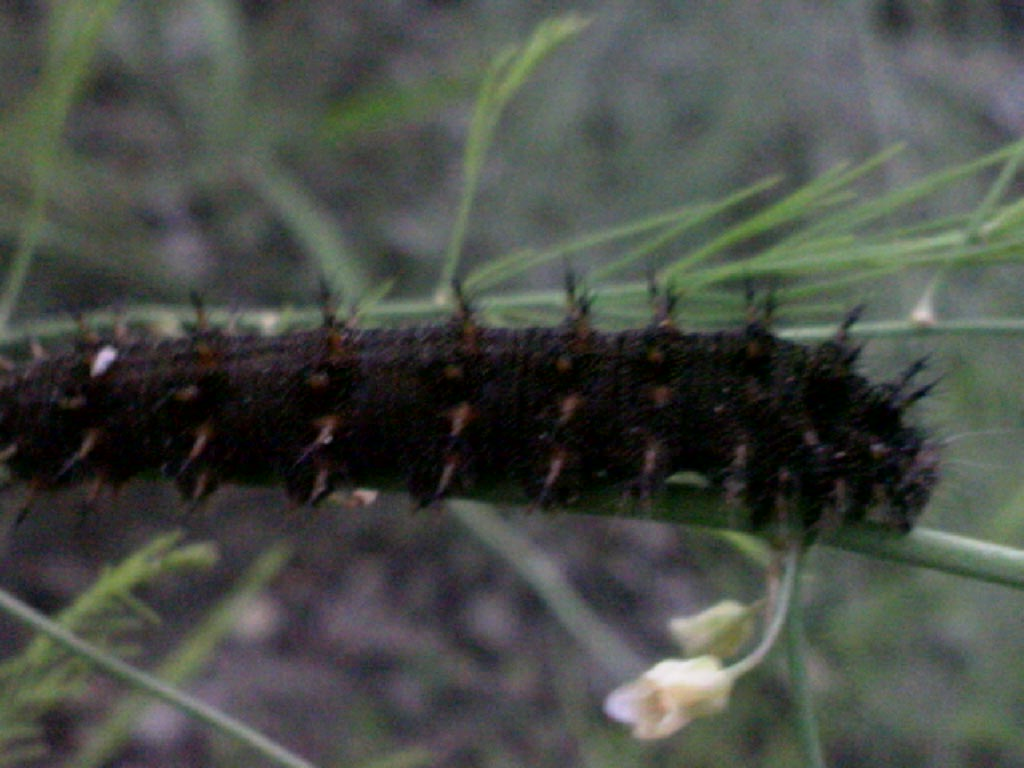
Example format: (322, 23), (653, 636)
(0, 311), (939, 533)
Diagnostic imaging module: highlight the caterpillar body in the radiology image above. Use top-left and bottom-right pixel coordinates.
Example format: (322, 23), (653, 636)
(0, 299), (938, 533)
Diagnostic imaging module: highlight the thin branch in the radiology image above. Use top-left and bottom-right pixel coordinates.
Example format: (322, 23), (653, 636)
(830, 526), (1024, 589)
(784, 551), (827, 768)
(0, 588), (321, 768)
(6, 303), (1024, 351)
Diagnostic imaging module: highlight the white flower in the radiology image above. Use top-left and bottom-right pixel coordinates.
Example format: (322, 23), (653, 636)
(603, 656), (734, 739)
(668, 599), (759, 659)
(603, 544), (801, 741)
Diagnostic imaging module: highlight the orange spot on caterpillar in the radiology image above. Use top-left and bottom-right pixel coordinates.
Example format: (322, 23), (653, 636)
(649, 385), (673, 408)
(188, 423), (215, 462)
(558, 393), (584, 425)
(448, 402), (475, 437)
(307, 371), (330, 390)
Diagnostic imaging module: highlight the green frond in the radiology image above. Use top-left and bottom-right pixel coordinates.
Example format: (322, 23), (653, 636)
(0, 533), (217, 765)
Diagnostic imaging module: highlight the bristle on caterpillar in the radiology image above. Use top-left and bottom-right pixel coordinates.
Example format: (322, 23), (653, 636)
(0, 296), (939, 534)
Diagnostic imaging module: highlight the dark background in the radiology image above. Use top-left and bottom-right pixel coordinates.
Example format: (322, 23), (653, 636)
(2, 2), (1024, 767)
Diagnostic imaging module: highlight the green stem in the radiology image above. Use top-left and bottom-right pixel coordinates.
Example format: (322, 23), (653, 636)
(727, 544), (800, 678)
(784, 552), (827, 768)
(0, 192), (47, 332)
(831, 526), (1024, 589)
(0, 588), (320, 768)
(8, 302), (1024, 351)
(70, 544), (293, 768)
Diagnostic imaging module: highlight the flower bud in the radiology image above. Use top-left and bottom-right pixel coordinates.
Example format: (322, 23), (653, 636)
(668, 599), (759, 659)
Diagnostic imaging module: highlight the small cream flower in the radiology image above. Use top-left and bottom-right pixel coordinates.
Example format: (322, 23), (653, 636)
(668, 599), (759, 659)
(603, 656), (734, 739)
(604, 544), (801, 741)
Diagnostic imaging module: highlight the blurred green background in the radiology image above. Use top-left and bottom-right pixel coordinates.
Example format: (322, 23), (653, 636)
(2, 1), (1024, 767)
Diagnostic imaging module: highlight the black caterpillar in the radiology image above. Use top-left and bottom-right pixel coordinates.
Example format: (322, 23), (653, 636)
(0, 292), (938, 533)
